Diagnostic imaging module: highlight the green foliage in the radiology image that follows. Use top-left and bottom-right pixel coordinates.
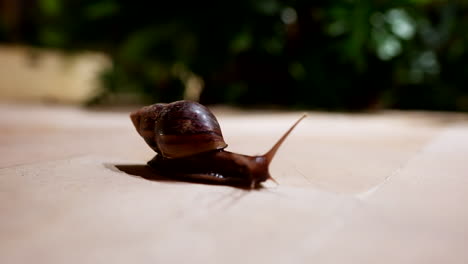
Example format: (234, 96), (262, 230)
(1, 0), (468, 110)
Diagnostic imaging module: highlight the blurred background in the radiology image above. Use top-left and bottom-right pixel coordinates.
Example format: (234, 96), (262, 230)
(0, 0), (467, 111)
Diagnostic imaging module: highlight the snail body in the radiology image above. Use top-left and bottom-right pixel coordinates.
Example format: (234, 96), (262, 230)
(130, 100), (305, 188)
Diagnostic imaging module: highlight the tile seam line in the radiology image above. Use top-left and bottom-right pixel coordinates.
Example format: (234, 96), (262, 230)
(355, 123), (452, 200)
(0, 153), (101, 170)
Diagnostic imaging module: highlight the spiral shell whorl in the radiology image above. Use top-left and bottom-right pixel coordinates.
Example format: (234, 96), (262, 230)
(131, 100), (227, 159)
(130, 103), (165, 154)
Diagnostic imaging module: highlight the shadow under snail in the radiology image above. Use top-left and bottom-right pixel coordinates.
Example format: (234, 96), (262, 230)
(130, 100), (306, 189)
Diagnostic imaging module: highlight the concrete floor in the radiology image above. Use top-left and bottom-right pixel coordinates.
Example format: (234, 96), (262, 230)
(1, 103), (468, 263)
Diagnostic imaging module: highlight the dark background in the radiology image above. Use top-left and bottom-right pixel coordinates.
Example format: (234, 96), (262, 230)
(1, 0), (467, 111)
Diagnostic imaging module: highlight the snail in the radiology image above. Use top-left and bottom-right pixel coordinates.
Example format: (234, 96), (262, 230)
(130, 100), (306, 188)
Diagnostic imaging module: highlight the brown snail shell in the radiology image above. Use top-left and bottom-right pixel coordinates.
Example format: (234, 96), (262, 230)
(130, 100), (227, 159)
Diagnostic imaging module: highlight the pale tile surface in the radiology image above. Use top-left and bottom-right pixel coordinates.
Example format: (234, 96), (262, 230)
(1, 104), (467, 263)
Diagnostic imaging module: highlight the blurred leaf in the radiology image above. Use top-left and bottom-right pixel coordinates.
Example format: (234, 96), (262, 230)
(289, 62), (306, 80)
(39, 29), (65, 46)
(84, 1), (119, 20)
(253, 0), (280, 15)
(38, 0), (61, 16)
(230, 31), (252, 53)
